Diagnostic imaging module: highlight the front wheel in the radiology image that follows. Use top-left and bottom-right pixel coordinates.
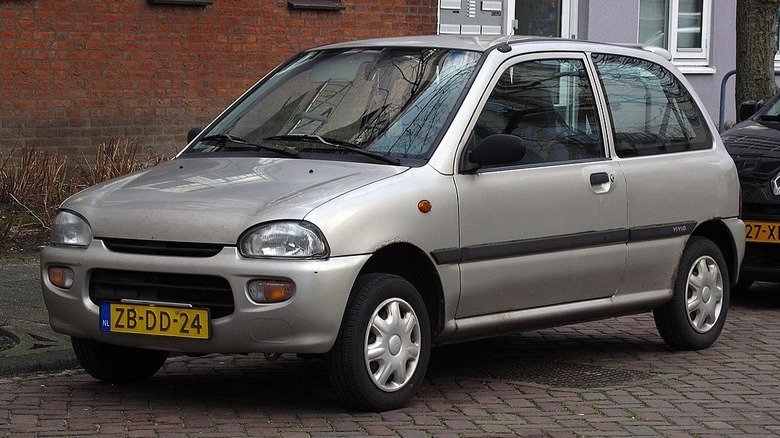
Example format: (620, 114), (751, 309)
(71, 337), (168, 383)
(327, 274), (431, 411)
(653, 236), (729, 350)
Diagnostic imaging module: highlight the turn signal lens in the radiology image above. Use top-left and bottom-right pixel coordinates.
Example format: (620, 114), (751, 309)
(247, 280), (295, 303)
(48, 266), (74, 289)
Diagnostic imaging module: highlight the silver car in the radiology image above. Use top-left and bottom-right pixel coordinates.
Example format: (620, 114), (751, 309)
(42, 35), (745, 411)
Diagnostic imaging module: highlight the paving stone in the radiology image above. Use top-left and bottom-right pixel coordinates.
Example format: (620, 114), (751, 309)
(2, 273), (780, 435)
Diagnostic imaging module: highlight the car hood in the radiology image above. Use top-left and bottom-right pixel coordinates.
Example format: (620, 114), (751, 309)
(722, 121), (780, 182)
(723, 120), (780, 159)
(63, 157), (405, 244)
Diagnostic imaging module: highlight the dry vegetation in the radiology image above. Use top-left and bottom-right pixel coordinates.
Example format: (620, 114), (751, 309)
(0, 139), (168, 257)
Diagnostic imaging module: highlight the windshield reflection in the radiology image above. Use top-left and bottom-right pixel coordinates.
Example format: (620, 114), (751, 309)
(186, 47), (481, 165)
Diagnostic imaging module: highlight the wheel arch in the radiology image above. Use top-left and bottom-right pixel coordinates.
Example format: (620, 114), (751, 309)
(357, 243), (445, 338)
(692, 219), (739, 286)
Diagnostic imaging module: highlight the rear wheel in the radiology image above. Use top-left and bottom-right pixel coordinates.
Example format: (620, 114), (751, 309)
(71, 337), (168, 383)
(328, 274), (431, 411)
(653, 236), (729, 350)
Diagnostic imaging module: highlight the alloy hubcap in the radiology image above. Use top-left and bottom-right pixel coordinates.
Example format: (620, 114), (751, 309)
(685, 255), (723, 334)
(363, 298), (421, 392)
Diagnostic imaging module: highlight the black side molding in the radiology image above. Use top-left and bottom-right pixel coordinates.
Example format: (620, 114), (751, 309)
(431, 221), (697, 265)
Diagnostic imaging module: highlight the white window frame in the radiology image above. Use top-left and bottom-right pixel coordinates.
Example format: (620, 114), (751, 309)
(562, 0), (578, 39)
(638, 0), (713, 73)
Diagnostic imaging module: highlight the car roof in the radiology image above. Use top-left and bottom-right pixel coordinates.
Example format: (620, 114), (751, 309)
(310, 35), (673, 61)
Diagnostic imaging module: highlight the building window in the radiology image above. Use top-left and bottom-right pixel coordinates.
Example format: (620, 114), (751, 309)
(514, 0), (578, 39)
(638, 0), (711, 68)
(515, 0), (561, 36)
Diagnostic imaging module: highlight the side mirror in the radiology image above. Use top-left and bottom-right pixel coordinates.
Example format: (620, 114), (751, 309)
(738, 100), (763, 122)
(463, 134), (526, 173)
(187, 127), (203, 143)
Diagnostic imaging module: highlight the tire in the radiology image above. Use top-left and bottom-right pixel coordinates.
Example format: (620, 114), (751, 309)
(653, 236), (729, 350)
(327, 274), (431, 411)
(71, 337), (168, 383)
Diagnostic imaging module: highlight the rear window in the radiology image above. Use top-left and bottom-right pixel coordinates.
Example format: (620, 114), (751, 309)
(592, 54), (712, 157)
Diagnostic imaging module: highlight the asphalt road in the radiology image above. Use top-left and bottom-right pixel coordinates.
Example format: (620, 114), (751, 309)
(0, 258), (76, 376)
(1, 258), (779, 436)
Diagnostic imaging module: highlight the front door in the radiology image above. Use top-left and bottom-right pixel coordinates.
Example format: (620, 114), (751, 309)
(453, 54), (627, 318)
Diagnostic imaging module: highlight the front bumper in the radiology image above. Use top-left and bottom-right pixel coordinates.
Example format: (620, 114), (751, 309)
(41, 240), (369, 354)
(739, 188), (780, 282)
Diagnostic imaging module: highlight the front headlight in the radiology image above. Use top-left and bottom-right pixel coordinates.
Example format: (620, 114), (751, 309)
(239, 221), (329, 259)
(50, 210), (92, 248)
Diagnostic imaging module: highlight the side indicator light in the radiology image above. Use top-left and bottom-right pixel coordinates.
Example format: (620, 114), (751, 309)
(418, 200), (432, 213)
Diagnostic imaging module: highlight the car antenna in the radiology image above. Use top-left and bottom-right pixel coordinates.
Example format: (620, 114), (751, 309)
(497, 20), (517, 53)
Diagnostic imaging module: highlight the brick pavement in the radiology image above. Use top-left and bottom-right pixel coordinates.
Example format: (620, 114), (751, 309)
(1, 285), (779, 437)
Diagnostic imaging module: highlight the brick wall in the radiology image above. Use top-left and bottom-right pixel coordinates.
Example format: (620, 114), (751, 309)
(0, 0), (437, 158)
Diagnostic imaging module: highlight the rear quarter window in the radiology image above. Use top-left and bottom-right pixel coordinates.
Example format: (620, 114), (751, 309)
(592, 53), (712, 157)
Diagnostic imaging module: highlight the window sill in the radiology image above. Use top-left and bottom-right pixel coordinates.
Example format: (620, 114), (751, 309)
(148, 0), (213, 5)
(287, 0), (344, 11)
(676, 65), (716, 75)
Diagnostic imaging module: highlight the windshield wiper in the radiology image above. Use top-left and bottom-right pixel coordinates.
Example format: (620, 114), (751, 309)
(200, 134), (299, 158)
(265, 134), (400, 165)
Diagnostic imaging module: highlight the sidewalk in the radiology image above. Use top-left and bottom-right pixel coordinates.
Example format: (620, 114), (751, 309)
(0, 257), (77, 376)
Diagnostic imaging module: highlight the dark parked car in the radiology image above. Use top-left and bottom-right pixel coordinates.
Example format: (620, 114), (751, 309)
(722, 92), (780, 290)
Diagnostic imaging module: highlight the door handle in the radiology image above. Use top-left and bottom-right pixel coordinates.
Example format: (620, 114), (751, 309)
(590, 172), (610, 185)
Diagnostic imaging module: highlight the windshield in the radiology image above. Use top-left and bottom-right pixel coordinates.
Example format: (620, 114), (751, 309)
(184, 47), (481, 165)
(761, 95), (780, 121)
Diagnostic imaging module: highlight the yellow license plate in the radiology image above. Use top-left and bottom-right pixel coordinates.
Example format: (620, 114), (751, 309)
(745, 220), (780, 243)
(100, 302), (210, 339)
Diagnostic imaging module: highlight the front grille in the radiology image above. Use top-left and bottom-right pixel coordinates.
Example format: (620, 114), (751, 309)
(90, 269), (234, 318)
(102, 238), (224, 257)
